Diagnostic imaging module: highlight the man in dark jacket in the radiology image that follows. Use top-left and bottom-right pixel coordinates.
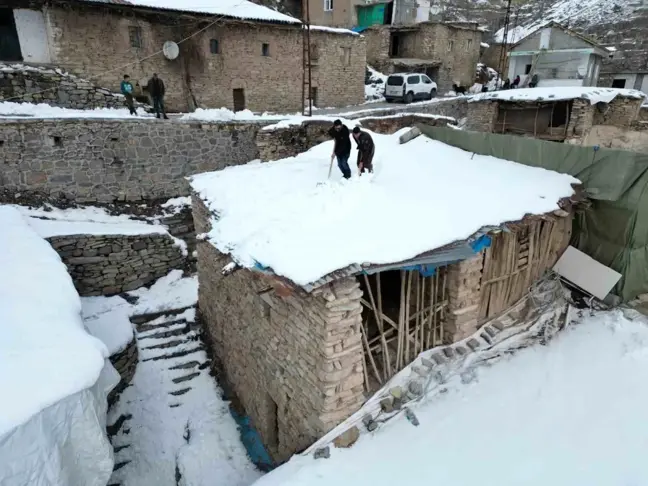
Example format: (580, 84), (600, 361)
(327, 119), (352, 179)
(352, 126), (375, 175)
(147, 73), (168, 119)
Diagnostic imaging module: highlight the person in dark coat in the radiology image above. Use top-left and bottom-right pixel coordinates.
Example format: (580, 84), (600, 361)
(147, 73), (168, 119)
(502, 78), (511, 90)
(327, 119), (352, 179)
(352, 126), (375, 175)
(529, 73), (539, 88)
(512, 75), (521, 88)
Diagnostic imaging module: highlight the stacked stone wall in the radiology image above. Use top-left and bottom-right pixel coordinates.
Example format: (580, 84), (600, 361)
(0, 63), (136, 110)
(443, 254), (484, 342)
(194, 195), (365, 463)
(48, 233), (184, 296)
(0, 118), (261, 202)
(592, 97), (643, 128)
(464, 100), (498, 132)
(108, 337), (138, 406)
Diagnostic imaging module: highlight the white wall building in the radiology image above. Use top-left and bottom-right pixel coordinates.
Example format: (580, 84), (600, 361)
(507, 23), (609, 88)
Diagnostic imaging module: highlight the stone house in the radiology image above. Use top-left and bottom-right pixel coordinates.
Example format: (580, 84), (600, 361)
(190, 131), (578, 463)
(507, 23), (609, 88)
(364, 21), (482, 91)
(0, 0), (365, 112)
(465, 88), (646, 147)
(305, 0), (431, 29)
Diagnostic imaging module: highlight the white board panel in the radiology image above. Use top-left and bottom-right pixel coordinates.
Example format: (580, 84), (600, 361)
(13, 9), (51, 64)
(553, 246), (622, 300)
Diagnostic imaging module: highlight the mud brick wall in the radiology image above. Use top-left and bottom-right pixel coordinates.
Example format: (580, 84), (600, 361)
(464, 100), (498, 132)
(0, 118), (261, 203)
(47, 233), (184, 296)
(592, 97), (643, 127)
(194, 195), (365, 463)
(0, 63), (135, 110)
(565, 99), (594, 142)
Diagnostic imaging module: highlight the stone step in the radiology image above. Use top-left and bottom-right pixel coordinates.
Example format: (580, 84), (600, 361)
(172, 371), (200, 384)
(168, 360), (201, 371)
(169, 387), (192, 396)
(130, 305), (195, 325)
(107, 413), (132, 438)
(136, 318), (188, 334)
(142, 345), (204, 362)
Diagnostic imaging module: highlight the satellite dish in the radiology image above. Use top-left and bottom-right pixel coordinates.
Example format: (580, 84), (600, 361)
(163, 41), (179, 60)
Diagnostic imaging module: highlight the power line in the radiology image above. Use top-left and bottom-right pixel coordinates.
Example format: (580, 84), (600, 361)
(1, 0), (255, 103)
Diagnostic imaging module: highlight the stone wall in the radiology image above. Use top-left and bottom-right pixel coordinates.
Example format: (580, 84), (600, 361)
(47, 232), (184, 296)
(40, 3), (365, 112)
(108, 337), (138, 406)
(591, 96), (643, 128)
(464, 100), (497, 132)
(194, 196), (365, 463)
(0, 118), (261, 202)
(0, 63), (136, 110)
(257, 106), (463, 162)
(443, 254), (484, 342)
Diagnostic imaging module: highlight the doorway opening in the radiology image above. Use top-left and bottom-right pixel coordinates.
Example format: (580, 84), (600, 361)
(233, 88), (246, 112)
(611, 78), (626, 88)
(0, 9), (22, 62)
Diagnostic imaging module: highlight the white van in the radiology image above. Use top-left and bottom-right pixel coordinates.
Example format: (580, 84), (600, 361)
(384, 73), (438, 103)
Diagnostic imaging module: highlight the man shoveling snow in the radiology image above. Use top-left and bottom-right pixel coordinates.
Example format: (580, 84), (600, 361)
(352, 127), (375, 175)
(328, 119), (352, 179)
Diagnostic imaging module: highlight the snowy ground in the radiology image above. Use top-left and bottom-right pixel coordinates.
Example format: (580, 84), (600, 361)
(87, 270), (261, 486)
(256, 307), (648, 486)
(190, 129), (578, 287)
(0, 101), (154, 119)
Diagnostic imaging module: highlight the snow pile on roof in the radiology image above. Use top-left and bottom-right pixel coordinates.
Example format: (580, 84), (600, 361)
(180, 107), (288, 122)
(470, 87), (645, 104)
(0, 101), (150, 119)
(127, 0), (299, 23)
(82, 296), (134, 355)
(190, 129), (578, 287)
(310, 25), (359, 36)
(254, 308), (648, 486)
(0, 206), (107, 437)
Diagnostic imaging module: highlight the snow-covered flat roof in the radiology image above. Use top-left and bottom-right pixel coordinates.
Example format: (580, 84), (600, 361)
(190, 129), (578, 288)
(0, 207), (107, 437)
(118, 0), (300, 23)
(470, 87), (645, 104)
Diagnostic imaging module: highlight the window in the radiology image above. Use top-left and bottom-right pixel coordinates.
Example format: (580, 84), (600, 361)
(128, 26), (142, 48)
(447, 40), (454, 51)
(233, 88), (245, 111)
(407, 75), (420, 84)
(262, 43), (270, 56)
(341, 47), (351, 66)
(465, 39), (473, 51)
(422, 75), (432, 84)
(524, 64), (532, 74)
(210, 39), (219, 54)
(387, 75), (404, 86)
(612, 78), (626, 88)
(324, 0), (333, 11)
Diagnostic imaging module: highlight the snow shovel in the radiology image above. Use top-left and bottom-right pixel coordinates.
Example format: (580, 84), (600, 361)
(317, 155), (335, 187)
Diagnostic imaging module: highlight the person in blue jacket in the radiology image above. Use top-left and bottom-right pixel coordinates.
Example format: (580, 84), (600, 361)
(120, 74), (137, 115)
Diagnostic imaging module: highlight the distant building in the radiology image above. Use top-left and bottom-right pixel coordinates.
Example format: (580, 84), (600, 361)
(0, 0), (365, 112)
(364, 21), (483, 91)
(305, 0), (431, 29)
(505, 23), (609, 88)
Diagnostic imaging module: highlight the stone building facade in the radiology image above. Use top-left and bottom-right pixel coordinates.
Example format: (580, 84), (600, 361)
(364, 22), (482, 91)
(193, 189), (574, 462)
(2, 0), (365, 112)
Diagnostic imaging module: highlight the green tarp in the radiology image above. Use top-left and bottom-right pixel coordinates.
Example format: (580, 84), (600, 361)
(418, 125), (648, 301)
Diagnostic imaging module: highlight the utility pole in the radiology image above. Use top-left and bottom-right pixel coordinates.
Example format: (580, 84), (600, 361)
(301, 0), (313, 116)
(496, 0), (512, 86)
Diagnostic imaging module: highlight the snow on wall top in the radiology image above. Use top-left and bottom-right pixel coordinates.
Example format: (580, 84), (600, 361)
(0, 206), (107, 437)
(469, 87), (645, 104)
(190, 129), (578, 287)
(124, 0), (300, 24)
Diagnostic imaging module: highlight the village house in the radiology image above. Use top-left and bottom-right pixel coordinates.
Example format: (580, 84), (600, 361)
(306, 0), (432, 29)
(0, 0), (365, 112)
(189, 127), (579, 463)
(364, 21), (482, 91)
(464, 87), (645, 147)
(505, 23), (609, 88)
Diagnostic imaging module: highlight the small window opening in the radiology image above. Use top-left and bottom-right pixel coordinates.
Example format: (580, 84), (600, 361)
(52, 136), (63, 147)
(262, 43), (270, 56)
(612, 78), (626, 88)
(0, 140), (4, 147)
(524, 64), (532, 75)
(266, 394), (279, 449)
(324, 0), (333, 11)
(210, 38), (219, 54)
(310, 87), (318, 107)
(128, 26), (143, 48)
(233, 88), (246, 112)
(447, 40), (454, 51)
(466, 39), (473, 51)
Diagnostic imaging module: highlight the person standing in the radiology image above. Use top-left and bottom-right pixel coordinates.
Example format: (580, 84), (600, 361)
(327, 119), (352, 179)
(512, 75), (521, 88)
(147, 73), (168, 119)
(120, 74), (137, 115)
(352, 126), (375, 175)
